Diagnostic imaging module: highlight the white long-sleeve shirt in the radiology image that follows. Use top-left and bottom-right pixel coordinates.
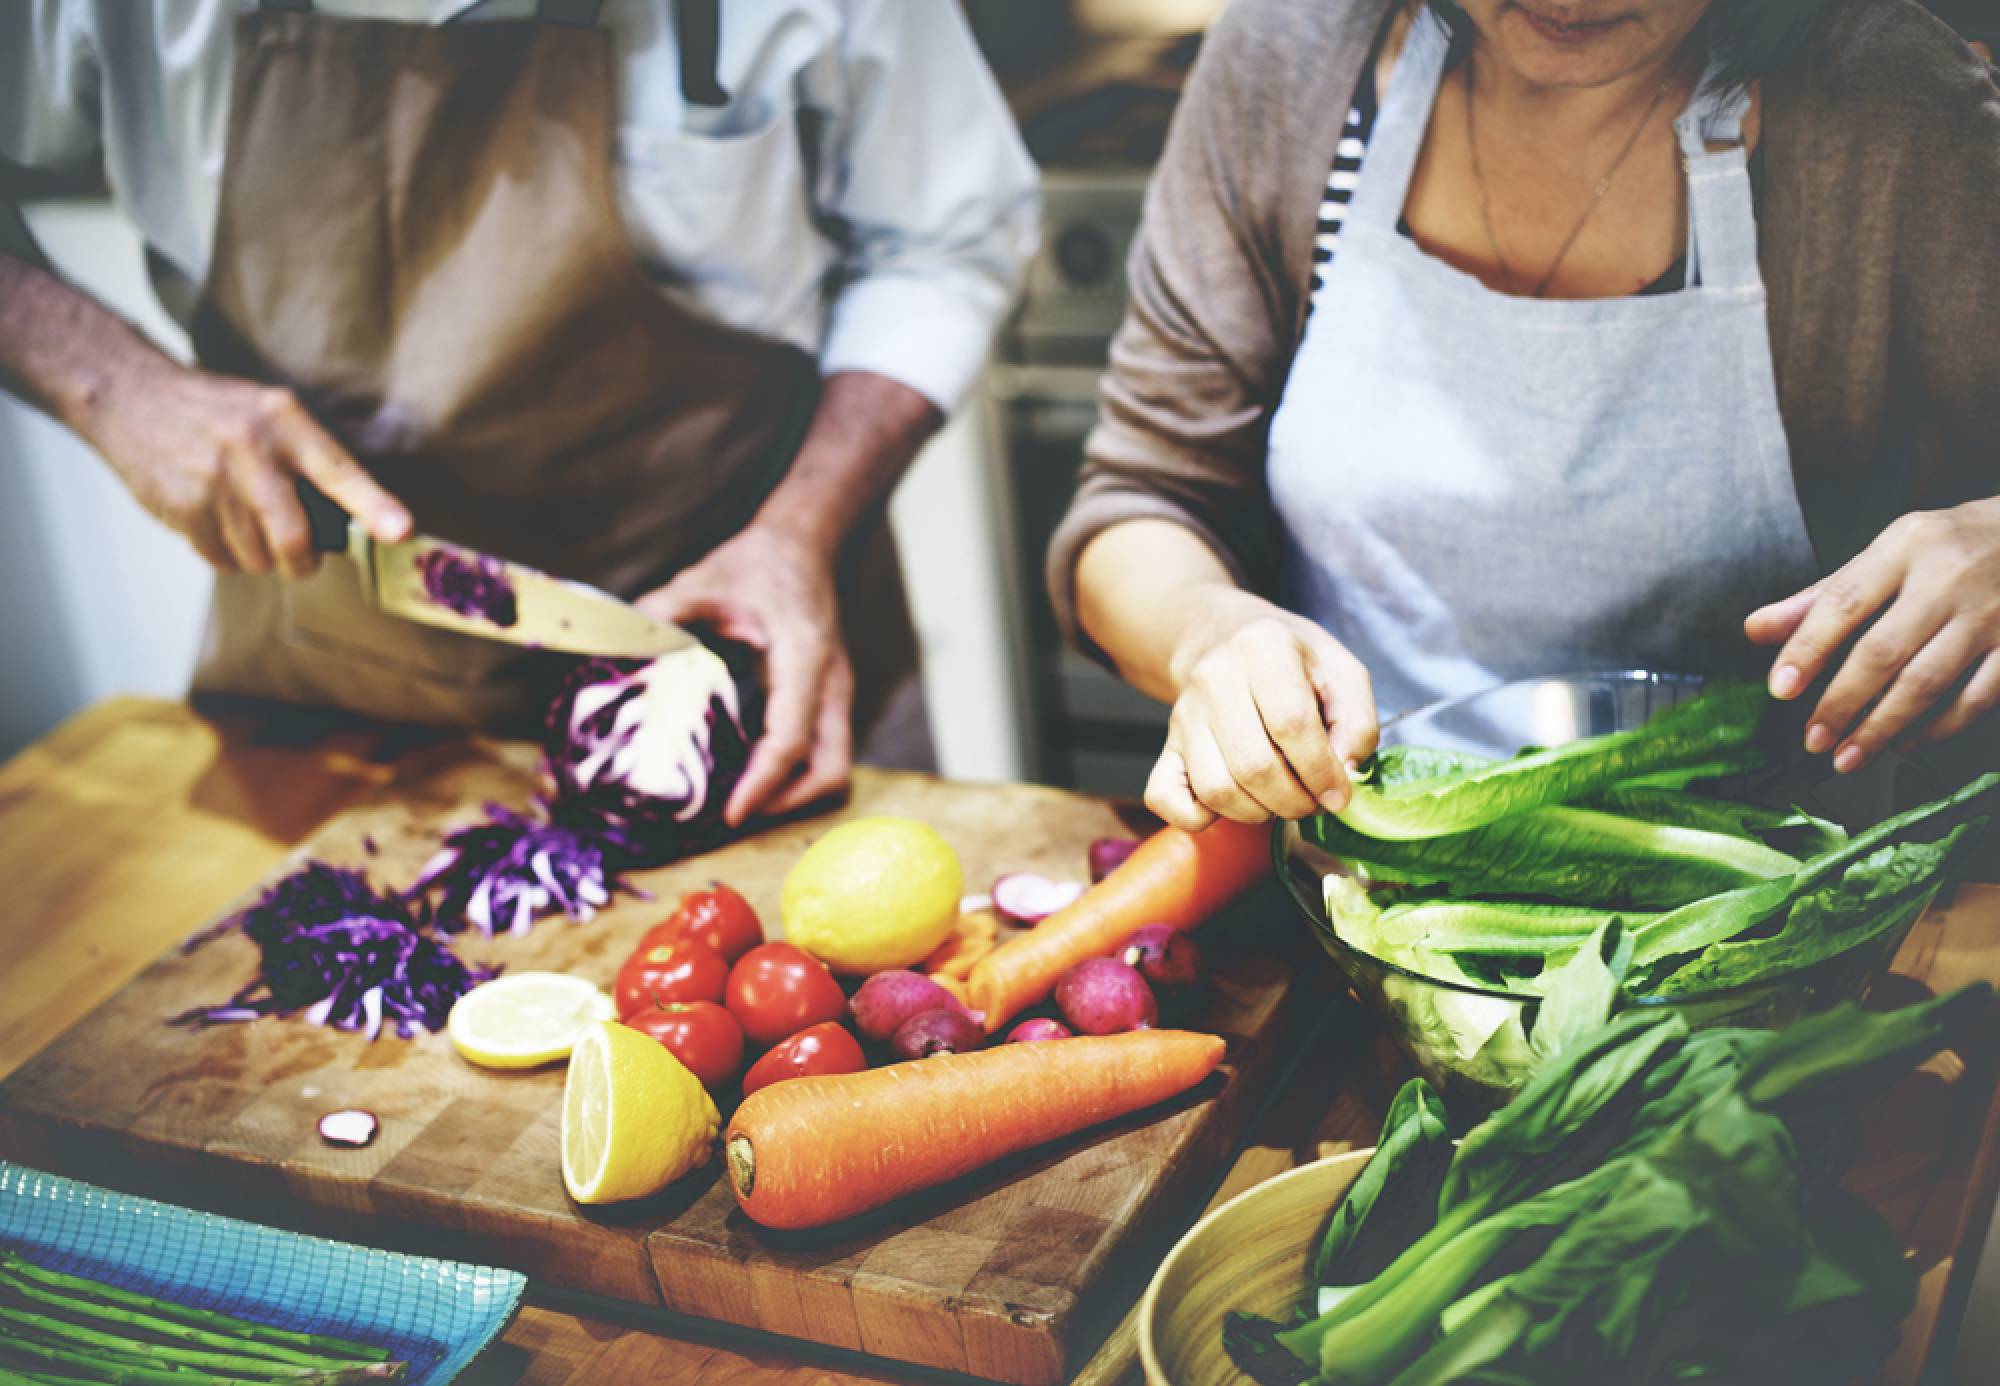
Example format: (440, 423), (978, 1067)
(2, 0), (1041, 411)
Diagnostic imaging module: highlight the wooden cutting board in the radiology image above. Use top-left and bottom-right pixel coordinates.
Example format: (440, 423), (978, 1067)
(0, 737), (1318, 1386)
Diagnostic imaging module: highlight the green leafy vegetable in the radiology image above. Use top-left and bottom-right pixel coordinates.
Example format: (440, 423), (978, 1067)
(1222, 987), (1987, 1385)
(1335, 683), (1769, 841)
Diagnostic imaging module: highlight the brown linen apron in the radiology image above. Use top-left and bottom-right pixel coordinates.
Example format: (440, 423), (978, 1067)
(188, 0), (931, 767)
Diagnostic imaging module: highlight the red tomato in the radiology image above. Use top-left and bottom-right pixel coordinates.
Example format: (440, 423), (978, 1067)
(624, 1001), (745, 1090)
(614, 939), (728, 1019)
(638, 883), (764, 964)
(740, 1021), (866, 1097)
(725, 942), (847, 1048)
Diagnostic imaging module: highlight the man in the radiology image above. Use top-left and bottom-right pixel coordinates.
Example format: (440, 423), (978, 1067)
(0, 0), (1039, 824)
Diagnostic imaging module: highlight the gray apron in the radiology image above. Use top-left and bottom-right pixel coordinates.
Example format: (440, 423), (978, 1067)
(1267, 14), (1820, 725)
(186, 0), (931, 765)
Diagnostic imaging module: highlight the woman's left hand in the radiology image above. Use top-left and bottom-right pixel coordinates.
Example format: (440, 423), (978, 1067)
(638, 524), (853, 826)
(1745, 498), (2000, 772)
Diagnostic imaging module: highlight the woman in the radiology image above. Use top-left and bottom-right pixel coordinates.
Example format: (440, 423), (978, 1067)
(1049, 0), (1999, 830)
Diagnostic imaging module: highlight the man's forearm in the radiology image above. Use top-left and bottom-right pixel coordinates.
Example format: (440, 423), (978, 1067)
(0, 250), (175, 440)
(749, 370), (943, 564)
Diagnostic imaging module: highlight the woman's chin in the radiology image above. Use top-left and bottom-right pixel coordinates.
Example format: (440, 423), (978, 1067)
(1491, 5), (1658, 87)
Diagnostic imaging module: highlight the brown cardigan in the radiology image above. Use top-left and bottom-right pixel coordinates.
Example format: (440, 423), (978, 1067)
(1045, 0), (2000, 650)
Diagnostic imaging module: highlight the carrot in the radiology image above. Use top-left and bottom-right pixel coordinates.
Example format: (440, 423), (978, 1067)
(923, 909), (1000, 979)
(965, 819), (1272, 1032)
(724, 1029), (1226, 1230)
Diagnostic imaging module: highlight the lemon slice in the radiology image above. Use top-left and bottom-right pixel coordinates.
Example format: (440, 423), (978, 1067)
(561, 1020), (721, 1205)
(447, 972), (616, 1069)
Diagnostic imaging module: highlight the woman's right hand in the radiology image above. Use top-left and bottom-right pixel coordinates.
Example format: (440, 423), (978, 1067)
(77, 359), (411, 577)
(1146, 587), (1380, 832)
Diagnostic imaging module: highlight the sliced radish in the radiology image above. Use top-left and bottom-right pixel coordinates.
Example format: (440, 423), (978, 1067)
(991, 873), (1086, 926)
(317, 1109), (379, 1148)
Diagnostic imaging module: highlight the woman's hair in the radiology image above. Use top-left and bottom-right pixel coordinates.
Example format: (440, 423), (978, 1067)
(1424, 1), (1841, 88)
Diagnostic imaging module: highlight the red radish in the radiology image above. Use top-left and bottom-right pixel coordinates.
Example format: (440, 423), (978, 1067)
(890, 1007), (985, 1060)
(967, 819), (1270, 1032)
(1121, 924), (1204, 995)
(1089, 837), (1142, 882)
(849, 970), (975, 1043)
(1056, 958), (1158, 1035)
(1006, 1017), (1073, 1044)
(724, 1030), (1227, 1229)
(991, 873), (1087, 926)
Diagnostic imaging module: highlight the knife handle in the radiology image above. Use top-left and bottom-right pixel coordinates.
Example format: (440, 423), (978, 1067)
(295, 478), (354, 554)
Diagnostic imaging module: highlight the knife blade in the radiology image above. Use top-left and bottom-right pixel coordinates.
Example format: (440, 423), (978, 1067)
(299, 480), (696, 660)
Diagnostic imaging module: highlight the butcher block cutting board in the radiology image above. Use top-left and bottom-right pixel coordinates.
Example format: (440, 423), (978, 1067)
(0, 736), (1317, 1386)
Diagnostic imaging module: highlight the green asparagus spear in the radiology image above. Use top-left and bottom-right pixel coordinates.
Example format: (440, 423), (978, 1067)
(0, 1269), (353, 1370)
(0, 1304), (386, 1380)
(0, 1255), (392, 1364)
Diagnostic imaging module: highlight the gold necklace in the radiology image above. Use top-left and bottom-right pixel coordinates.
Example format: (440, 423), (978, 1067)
(1464, 52), (1675, 299)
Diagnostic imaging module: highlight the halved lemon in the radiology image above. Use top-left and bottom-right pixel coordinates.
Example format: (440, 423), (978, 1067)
(561, 1020), (720, 1205)
(447, 972), (616, 1069)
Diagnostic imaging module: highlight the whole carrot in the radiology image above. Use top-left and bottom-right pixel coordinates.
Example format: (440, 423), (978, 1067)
(966, 819), (1271, 1032)
(724, 1029), (1227, 1230)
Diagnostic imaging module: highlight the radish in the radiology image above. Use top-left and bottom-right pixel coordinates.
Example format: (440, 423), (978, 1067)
(1121, 924), (1203, 995)
(1006, 1017), (1073, 1044)
(1055, 957), (1157, 1035)
(1088, 837), (1142, 883)
(849, 970), (974, 1043)
(992, 873), (1086, 926)
(890, 1007), (985, 1060)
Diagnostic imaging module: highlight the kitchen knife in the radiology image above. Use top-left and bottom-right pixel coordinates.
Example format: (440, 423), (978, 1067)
(298, 480), (696, 660)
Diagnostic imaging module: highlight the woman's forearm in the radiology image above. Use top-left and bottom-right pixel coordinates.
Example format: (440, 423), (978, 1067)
(1075, 518), (1271, 702)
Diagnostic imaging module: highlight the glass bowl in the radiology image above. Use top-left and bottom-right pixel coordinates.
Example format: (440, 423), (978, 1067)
(1274, 670), (1939, 1109)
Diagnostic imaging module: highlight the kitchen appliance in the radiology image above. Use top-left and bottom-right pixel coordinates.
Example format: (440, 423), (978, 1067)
(977, 18), (1216, 796)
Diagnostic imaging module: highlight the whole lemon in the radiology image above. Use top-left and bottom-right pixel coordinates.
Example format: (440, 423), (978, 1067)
(781, 817), (964, 973)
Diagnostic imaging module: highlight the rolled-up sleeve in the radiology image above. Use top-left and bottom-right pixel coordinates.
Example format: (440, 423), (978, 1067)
(1042, 0), (1317, 653)
(810, 0), (1040, 413)
(2, 0), (102, 174)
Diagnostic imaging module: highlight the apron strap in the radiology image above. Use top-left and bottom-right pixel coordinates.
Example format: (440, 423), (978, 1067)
(675, 0), (730, 107)
(1341, 10), (1449, 235)
(1673, 76), (1760, 295)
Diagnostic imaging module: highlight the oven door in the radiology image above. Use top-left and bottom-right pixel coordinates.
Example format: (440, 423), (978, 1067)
(984, 363), (1170, 797)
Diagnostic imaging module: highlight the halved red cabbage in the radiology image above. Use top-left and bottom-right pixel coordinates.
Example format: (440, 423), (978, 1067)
(408, 800), (648, 937)
(542, 645), (758, 867)
(416, 547), (518, 627)
(171, 862), (494, 1041)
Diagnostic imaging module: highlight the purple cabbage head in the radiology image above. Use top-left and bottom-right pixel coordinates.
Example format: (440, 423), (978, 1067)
(542, 644), (759, 867)
(171, 862), (494, 1041)
(416, 547), (518, 627)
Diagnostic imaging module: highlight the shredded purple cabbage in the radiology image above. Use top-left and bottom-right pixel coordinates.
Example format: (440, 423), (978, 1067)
(541, 651), (759, 867)
(416, 547), (518, 627)
(408, 800), (650, 937)
(170, 863), (495, 1040)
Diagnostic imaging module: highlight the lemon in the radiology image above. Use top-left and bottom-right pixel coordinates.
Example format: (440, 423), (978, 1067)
(447, 972), (616, 1069)
(561, 1020), (720, 1205)
(781, 816), (964, 973)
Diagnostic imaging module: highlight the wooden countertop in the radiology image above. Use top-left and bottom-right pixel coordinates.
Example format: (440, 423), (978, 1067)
(3, 697), (1996, 1386)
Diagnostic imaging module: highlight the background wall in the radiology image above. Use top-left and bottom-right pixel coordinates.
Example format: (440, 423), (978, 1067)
(0, 199), (1027, 783)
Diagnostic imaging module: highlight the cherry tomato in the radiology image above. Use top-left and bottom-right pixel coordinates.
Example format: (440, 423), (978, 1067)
(624, 1001), (745, 1090)
(740, 1021), (866, 1097)
(614, 938), (728, 1019)
(725, 942), (847, 1048)
(638, 883), (764, 964)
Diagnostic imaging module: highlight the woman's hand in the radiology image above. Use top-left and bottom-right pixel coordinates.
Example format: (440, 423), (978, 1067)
(1146, 587), (1379, 832)
(638, 525), (853, 826)
(78, 359), (411, 576)
(1746, 499), (2000, 772)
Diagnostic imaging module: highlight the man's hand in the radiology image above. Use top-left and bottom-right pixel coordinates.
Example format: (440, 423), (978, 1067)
(1746, 498), (2000, 772)
(638, 525), (853, 827)
(80, 361), (412, 575)
(0, 251), (409, 573)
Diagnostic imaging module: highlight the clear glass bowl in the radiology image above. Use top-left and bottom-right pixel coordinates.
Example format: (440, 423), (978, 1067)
(1274, 670), (1939, 1109)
